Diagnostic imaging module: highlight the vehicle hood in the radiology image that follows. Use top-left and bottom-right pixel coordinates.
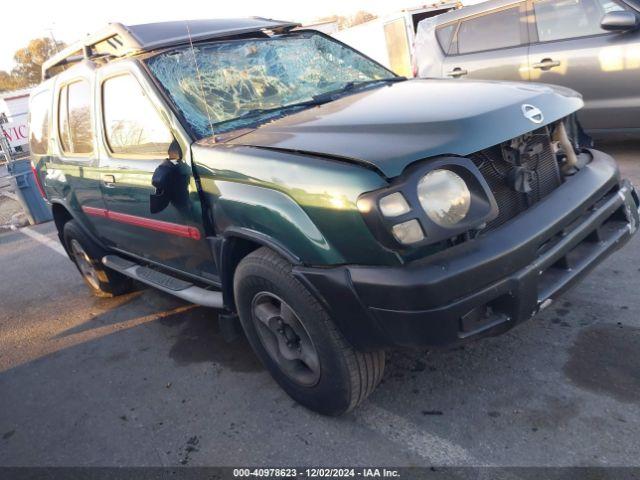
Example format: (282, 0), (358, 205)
(224, 78), (582, 178)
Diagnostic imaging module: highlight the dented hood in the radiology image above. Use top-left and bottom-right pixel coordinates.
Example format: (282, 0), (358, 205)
(226, 78), (583, 178)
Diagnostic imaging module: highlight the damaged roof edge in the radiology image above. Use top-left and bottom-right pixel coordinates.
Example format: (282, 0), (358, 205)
(42, 18), (300, 80)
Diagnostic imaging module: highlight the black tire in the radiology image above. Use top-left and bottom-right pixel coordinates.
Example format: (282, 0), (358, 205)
(234, 247), (385, 415)
(62, 220), (132, 298)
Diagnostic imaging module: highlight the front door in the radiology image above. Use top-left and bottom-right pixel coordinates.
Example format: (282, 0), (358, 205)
(443, 3), (531, 82)
(528, 0), (640, 131)
(93, 66), (217, 282)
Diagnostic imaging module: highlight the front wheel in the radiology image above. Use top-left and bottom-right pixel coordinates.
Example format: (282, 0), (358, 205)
(234, 247), (385, 415)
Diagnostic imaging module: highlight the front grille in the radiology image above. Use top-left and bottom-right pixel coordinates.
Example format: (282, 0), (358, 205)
(471, 127), (561, 230)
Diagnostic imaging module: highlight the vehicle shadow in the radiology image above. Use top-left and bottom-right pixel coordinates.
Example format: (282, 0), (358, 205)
(49, 285), (263, 372)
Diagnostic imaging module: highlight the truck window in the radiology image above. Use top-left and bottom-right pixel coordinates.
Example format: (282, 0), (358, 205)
(29, 90), (51, 155)
(102, 74), (173, 157)
(457, 6), (524, 54)
(436, 24), (457, 54)
(384, 18), (412, 77)
(534, 0), (625, 42)
(147, 32), (392, 138)
(58, 79), (94, 155)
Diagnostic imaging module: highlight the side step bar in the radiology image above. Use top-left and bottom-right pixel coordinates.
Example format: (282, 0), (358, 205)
(102, 255), (224, 308)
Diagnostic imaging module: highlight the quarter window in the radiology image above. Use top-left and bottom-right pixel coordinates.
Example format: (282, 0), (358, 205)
(102, 74), (173, 157)
(58, 79), (94, 155)
(457, 7), (524, 54)
(29, 91), (51, 155)
(436, 24), (456, 53)
(534, 0), (626, 42)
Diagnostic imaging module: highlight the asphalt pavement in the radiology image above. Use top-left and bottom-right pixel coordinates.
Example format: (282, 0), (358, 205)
(0, 141), (639, 467)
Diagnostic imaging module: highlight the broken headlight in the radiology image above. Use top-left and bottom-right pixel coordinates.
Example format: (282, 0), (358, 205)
(357, 157), (498, 249)
(417, 169), (471, 228)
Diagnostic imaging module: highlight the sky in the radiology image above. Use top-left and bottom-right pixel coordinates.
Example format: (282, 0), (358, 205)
(1, 0), (485, 72)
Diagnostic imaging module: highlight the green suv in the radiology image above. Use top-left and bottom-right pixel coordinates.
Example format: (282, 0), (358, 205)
(29, 19), (639, 415)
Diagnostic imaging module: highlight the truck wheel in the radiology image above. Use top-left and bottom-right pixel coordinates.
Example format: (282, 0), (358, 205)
(62, 220), (132, 298)
(234, 247), (385, 415)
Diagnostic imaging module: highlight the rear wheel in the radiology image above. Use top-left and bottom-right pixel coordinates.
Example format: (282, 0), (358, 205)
(234, 247), (385, 415)
(63, 220), (132, 297)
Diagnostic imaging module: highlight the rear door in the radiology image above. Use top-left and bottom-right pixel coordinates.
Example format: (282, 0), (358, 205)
(49, 68), (107, 241)
(93, 62), (218, 282)
(528, 0), (640, 131)
(443, 3), (531, 81)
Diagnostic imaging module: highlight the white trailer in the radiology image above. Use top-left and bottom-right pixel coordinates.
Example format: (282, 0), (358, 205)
(333, 2), (460, 77)
(0, 87), (31, 161)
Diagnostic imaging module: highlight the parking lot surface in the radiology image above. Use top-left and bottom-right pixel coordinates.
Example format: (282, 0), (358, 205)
(1, 141), (639, 467)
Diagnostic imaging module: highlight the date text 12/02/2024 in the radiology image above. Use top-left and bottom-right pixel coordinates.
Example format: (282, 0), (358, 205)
(232, 468), (400, 477)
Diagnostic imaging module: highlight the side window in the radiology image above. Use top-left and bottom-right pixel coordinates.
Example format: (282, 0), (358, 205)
(58, 86), (69, 152)
(457, 7), (524, 54)
(436, 24), (456, 54)
(58, 79), (94, 155)
(383, 19), (413, 77)
(534, 0), (626, 42)
(102, 74), (173, 157)
(29, 91), (51, 155)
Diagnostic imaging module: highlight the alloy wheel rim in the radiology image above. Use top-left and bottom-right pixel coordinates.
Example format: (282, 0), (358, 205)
(251, 292), (321, 387)
(70, 239), (101, 290)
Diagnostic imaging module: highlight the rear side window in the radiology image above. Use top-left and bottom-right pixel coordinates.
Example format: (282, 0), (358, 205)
(457, 6), (524, 54)
(383, 18), (413, 77)
(58, 79), (94, 155)
(102, 74), (173, 157)
(534, 0), (626, 42)
(436, 24), (456, 53)
(29, 91), (51, 155)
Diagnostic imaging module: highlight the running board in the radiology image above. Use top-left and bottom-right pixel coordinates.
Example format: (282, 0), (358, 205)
(102, 255), (224, 308)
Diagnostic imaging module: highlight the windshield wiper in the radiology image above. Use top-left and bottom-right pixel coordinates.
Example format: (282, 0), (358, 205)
(312, 77), (407, 102)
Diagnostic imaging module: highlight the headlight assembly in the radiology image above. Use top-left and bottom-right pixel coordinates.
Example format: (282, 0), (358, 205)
(357, 157), (498, 250)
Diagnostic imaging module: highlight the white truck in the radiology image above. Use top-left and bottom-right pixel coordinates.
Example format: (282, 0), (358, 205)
(333, 2), (460, 77)
(0, 87), (31, 163)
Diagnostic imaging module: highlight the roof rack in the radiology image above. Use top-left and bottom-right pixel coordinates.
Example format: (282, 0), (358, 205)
(42, 18), (300, 80)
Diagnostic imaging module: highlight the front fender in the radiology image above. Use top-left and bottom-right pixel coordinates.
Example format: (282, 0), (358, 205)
(213, 181), (340, 264)
(192, 144), (399, 266)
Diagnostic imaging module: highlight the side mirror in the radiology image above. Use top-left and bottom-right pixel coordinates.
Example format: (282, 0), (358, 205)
(601, 11), (639, 31)
(149, 139), (188, 214)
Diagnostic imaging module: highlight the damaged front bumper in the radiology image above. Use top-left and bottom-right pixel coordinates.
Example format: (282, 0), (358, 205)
(294, 149), (640, 350)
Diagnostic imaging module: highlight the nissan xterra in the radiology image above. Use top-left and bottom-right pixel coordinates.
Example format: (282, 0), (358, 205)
(29, 19), (639, 415)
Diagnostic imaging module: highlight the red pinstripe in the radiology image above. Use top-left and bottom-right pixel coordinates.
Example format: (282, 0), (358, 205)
(81, 206), (201, 240)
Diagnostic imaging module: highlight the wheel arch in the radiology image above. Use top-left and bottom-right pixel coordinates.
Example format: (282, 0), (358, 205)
(51, 202), (73, 235)
(215, 227), (301, 312)
(50, 200), (106, 256)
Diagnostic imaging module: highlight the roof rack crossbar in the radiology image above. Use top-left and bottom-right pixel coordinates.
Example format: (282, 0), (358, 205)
(42, 23), (143, 80)
(41, 18), (299, 81)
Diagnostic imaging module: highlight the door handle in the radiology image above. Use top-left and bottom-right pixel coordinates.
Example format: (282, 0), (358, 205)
(532, 58), (561, 70)
(447, 67), (468, 78)
(102, 174), (116, 187)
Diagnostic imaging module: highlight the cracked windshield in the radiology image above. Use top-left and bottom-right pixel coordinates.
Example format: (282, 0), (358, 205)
(147, 32), (392, 138)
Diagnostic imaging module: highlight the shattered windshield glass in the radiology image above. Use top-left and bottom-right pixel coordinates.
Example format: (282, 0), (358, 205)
(146, 32), (393, 138)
